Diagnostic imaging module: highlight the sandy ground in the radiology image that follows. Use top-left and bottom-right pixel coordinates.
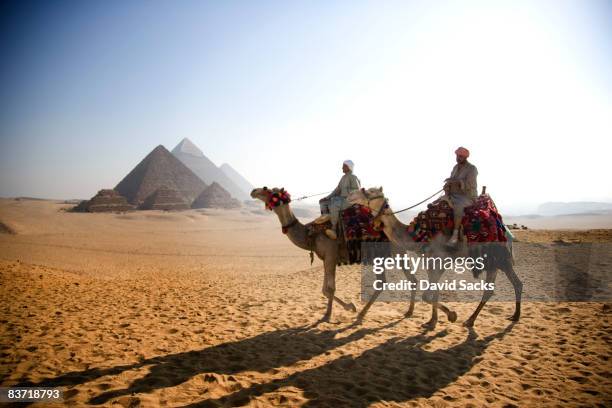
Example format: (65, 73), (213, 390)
(0, 198), (610, 407)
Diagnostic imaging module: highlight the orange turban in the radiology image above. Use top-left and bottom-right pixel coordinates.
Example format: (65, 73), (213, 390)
(455, 146), (470, 158)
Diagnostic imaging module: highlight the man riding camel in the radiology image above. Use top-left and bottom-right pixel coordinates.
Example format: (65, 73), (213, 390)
(444, 146), (478, 246)
(319, 160), (361, 240)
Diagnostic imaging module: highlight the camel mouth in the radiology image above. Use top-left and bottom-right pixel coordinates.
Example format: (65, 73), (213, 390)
(250, 189), (258, 199)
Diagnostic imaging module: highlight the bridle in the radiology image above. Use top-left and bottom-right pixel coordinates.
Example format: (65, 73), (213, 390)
(259, 187), (298, 234)
(361, 188), (388, 218)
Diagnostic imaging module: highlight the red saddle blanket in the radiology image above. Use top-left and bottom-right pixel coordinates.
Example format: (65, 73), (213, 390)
(407, 194), (507, 243)
(341, 205), (386, 241)
(407, 199), (454, 242)
(462, 194), (507, 243)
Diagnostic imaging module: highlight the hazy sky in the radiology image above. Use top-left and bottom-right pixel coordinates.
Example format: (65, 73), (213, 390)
(1, 0), (610, 214)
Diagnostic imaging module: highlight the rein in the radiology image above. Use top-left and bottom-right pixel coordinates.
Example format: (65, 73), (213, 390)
(362, 188), (444, 220)
(389, 189), (444, 215)
(293, 191), (331, 201)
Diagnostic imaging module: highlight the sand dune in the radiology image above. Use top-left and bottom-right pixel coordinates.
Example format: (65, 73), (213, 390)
(0, 198), (610, 407)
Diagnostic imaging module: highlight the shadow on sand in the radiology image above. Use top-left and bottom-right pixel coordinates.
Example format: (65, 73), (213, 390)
(15, 319), (401, 405)
(15, 321), (514, 407)
(182, 324), (515, 407)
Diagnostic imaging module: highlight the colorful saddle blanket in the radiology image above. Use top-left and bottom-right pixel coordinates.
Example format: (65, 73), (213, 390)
(342, 204), (388, 264)
(341, 205), (387, 242)
(407, 199), (454, 242)
(462, 194), (507, 243)
(407, 194), (507, 243)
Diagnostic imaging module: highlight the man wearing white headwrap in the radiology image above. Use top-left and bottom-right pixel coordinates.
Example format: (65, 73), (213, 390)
(319, 160), (361, 239)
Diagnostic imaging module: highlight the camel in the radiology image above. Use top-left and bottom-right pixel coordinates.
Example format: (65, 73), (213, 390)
(250, 187), (355, 322)
(348, 187), (522, 328)
(250, 187), (414, 324)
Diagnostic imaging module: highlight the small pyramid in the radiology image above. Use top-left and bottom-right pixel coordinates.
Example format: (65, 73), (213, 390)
(73, 189), (134, 212)
(115, 145), (207, 207)
(192, 182), (241, 209)
(140, 186), (189, 211)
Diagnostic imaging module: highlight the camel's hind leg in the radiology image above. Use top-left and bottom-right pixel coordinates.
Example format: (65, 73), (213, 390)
(401, 267), (417, 318)
(504, 263), (522, 321)
(464, 269), (498, 327)
(422, 268), (457, 330)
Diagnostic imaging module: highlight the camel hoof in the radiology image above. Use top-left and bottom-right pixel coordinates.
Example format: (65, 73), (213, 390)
(448, 311), (457, 323)
(463, 319), (474, 328)
(508, 314), (520, 322)
(320, 314), (331, 323)
(421, 320), (437, 331)
(346, 302), (357, 313)
(404, 308), (415, 318)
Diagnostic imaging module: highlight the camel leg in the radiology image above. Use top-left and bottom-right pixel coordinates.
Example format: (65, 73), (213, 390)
(504, 263), (522, 321)
(401, 267), (417, 318)
(334, 296), (357, 313)
(320, 257), (337, 322)
(422, 268), (440, 330)
(355, 271), (386, 324)
(465, 269), (498, 327)
(422, 268), (457, 329)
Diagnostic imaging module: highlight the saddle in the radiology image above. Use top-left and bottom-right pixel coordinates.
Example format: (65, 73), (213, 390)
(305, 204), (389, 265)
(407, 199), (454, 242)
(407, 193), (508, 244)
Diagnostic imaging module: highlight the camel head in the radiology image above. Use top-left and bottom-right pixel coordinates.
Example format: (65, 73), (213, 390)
(250, 187), (291, 211)
(347, 187), (386, 210)
(347, 187), (388, 230)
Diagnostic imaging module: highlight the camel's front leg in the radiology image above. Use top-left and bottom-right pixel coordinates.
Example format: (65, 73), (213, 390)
(355, 271), (386, 324)
(320, 257), (337, 322)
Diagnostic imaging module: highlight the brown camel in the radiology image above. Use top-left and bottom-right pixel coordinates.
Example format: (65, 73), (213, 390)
(348, 187), (522, 328)
(250, 187), (355, 322)
(250, 187), (413, 323)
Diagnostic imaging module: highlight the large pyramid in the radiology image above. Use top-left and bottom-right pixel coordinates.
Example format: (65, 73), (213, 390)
(220, 163), (253, 196)
(171, 138), (250, 201)
(192, 182), (241, 209)
(115, 145), (207, 207)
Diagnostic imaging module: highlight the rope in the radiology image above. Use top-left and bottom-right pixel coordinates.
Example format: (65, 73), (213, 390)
(293, 187), (444, 214)
(390, 188), (445, 215)
(293, 191), (332, 201)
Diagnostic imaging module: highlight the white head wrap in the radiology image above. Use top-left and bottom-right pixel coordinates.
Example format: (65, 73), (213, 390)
(343, 160), (354, 172)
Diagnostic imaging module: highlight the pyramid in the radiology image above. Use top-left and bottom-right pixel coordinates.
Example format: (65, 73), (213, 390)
(115, 145), (207, 207)
(220, 163), (253, 196)
(73, 189), (134, 212)
(140, 186), (190, 210)
(192, 182), (241, 209)
(172, 138), (249, 201)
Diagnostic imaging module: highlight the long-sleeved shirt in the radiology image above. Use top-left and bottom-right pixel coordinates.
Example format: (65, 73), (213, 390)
(449, 161), (478, 199)
(328, 171), (361, 198)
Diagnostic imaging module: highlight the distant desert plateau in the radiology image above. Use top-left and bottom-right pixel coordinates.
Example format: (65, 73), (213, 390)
(1, 198), (611, 407)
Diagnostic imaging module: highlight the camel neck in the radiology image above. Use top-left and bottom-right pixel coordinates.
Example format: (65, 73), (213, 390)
(380, 210), (414, 248)
(273, 205), (311, 251)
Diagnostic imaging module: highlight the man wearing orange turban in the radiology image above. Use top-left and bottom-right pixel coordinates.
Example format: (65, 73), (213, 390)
(444, 146), (478, 245)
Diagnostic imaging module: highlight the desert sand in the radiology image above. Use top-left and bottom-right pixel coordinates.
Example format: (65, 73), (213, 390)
(0, 198), (610, 407)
